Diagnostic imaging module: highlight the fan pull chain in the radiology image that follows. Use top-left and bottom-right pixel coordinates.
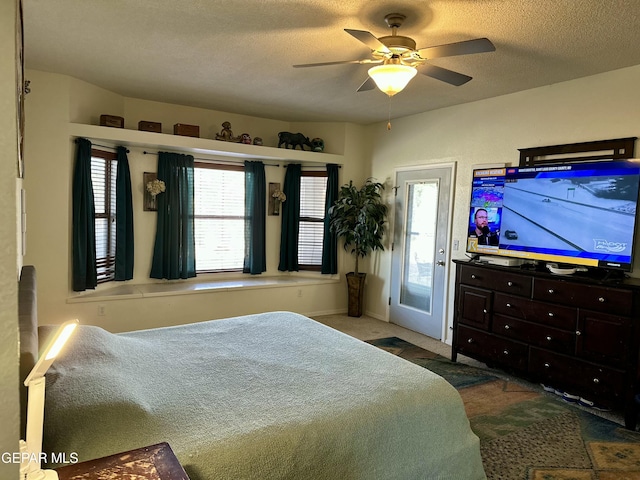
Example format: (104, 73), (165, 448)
(387, 95), (392, 130)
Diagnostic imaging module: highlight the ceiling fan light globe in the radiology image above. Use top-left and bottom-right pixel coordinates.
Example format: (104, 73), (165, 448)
(367, 64), (417, 96)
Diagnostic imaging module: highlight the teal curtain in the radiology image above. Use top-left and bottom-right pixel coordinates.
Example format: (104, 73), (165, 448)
(72, 137), (97, 291)
(243, 161), (266, 274)
(321, 164), (339, 274)
(150, 152), (196, 279)
(115, 146), (134, 280)
(278, 164), (301, 271)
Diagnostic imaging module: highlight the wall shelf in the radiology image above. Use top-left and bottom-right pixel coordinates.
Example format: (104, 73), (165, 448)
(69, 123), (344, 164)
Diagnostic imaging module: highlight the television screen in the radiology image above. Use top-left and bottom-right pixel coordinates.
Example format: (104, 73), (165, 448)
(466, 160), (640, 271)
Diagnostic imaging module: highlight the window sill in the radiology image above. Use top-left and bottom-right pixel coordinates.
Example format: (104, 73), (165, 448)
(66, 274), (340, 303)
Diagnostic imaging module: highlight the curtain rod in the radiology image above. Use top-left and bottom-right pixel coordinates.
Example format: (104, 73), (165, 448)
(285, 164), (341, 169)
(76, 138), (130, 153)
(142, 151), (279, 167)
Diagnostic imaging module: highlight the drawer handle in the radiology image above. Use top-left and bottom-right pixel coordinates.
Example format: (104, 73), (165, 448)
(503, 350), (509, 355)
(593, 378), (600, 384)
(576, 330), (582, 336)
(504, 324), (510, 330)
(506, 303), (512, 308)
(467, 338), (473, 344)
(507, 281), (513, 287)
(548, 312), (554, 317)
(471, 274), (477, 279)
(546, 336), (552, 341)
(544, 362), (550, 368)
(483, 309), (488, 314)
(548, 289), (554, 294)
(598, 297), (605, 303)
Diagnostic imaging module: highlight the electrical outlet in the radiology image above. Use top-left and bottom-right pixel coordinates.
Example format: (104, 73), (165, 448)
(453, 239), (460, 251)
(297, 289), (303, 298)
(98, 305), (106, 316)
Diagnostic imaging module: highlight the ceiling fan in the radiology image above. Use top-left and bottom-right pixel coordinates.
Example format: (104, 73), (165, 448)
(294, 13), (496, 96)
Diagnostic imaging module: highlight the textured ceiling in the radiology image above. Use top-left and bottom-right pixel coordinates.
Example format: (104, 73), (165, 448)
(22, 0), (640, 125)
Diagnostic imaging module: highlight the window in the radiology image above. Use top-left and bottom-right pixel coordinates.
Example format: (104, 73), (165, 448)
(193, 163), (245, 272)
(191, 163), (328, 273)
(91, 149), (117, 283)
(298, 171), (328, 270)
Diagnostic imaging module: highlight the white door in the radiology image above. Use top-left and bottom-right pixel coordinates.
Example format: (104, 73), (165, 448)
(390, 166), (453, 339)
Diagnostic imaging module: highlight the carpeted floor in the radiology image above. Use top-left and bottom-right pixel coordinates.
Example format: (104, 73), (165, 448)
(367, 336), (640, 480)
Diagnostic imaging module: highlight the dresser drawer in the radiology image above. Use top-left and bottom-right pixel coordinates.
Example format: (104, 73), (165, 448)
(459, 265), (532, 296)
(577, 310), (630, 368)
(493, 315), (575, 355)
(458, 285), (492, 331)
(494, 293), (577, 330)
(529, 347), (625, 402)
(533, 278), (632, 315)
(457, 325), (528, 371)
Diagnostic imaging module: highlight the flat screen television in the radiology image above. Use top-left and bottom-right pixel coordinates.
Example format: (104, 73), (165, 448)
(466, 160), (640, 271)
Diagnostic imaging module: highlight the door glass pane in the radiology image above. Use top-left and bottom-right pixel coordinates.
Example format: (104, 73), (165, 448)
(400, 181), (439, 313)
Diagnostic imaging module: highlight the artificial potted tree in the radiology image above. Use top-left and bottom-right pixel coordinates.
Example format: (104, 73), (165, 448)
(329, 178), (388, 317)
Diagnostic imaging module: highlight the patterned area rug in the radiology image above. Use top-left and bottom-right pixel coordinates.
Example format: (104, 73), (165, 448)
(367, 336), (640, 480)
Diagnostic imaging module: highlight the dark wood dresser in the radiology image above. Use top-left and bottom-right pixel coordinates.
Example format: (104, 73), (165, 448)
(452, 259), (640, 429)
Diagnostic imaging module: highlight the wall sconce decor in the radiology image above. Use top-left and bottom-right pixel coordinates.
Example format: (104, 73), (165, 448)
(269, 182), (286, 215)
(144, 172), (165, 211)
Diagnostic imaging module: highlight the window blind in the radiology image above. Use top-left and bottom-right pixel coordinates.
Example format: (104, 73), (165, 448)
(91, 151), (117, 283)
(194, 164), (245, 271)
(299, 173), (327, 267)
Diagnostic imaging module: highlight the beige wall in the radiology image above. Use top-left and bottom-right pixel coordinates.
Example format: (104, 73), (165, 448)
(0, 0), (21, 477)
(23, 71), (370, 332)
(366, 64), (640, 341)
(23, 64), (640, 341)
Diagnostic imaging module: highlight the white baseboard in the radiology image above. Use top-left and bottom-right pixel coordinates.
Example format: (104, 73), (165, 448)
(306, 309), (388, 321)
(364, 310), (387, 322)
(304, 308), (348, 317)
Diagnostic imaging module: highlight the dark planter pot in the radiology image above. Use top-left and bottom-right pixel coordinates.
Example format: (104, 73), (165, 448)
(346, 272), (366, 317)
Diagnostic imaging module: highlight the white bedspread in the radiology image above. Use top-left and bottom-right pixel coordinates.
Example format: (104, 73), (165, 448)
(42, 311), (485, 479)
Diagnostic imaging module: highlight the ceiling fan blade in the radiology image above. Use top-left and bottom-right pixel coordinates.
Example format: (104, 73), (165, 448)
(293, 59), (366, 68)
(356, 77), (376, 92)
(344, 29), (391, 54)
(418, 38), (495, 59)
(420, 64), (472, 86)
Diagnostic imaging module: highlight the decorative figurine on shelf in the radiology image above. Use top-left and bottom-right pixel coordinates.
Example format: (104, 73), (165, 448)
(253, 137), (263, 146)
(311, 138), (325, 152)
(240, 133), (252, 144)
(215, 121), (241, 142)
(278, 131), (312, 150)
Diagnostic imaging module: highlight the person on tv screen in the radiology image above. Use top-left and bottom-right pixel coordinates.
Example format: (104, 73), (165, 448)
(469, 208), (499, 246)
